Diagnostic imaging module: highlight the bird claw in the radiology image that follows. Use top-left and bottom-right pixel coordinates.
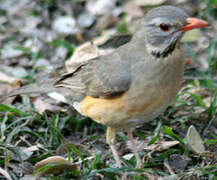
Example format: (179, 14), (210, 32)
(135, 162), (143, 169)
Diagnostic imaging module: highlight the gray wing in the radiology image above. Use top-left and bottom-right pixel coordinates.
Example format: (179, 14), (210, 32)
(54, 55), (132, 98)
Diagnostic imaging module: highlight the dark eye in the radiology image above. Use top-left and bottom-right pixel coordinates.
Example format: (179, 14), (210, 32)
(158, 23), (171, 32)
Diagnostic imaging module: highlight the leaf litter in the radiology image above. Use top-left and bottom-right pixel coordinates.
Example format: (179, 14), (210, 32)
(0, 0), (216, 179)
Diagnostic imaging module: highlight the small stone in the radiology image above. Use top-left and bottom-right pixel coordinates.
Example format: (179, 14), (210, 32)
(52, 16), (79, 36)
(86, 0), (116, 16)
(77, 12), (95, 28)
(1, 44), (23, 59)
(168, 154), (191, 172)
(11, 67), (28, 78)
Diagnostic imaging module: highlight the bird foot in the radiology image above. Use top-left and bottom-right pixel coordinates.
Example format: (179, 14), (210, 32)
(135, 161), (143, 169)
(121, 173), (127, 180)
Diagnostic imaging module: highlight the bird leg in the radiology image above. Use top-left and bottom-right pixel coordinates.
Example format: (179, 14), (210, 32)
(106, 127), (121, 167)
(126, 129), (142, 168)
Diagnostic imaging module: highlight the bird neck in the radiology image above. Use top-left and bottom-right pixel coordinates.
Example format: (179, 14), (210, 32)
(131, 27), (181, 60)
(149, 41), (180, 59)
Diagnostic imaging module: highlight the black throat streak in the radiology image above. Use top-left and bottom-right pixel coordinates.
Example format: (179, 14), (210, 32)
(151, 40), (179, 59)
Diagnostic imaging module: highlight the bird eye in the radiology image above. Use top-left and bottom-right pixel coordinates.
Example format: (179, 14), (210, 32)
(158, 23), (171, 32)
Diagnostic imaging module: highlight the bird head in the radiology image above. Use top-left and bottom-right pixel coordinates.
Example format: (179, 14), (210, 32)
(142, 6), (208, 58)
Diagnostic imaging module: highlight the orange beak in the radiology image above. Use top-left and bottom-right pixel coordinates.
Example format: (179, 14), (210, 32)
(179, 18), (209, 32)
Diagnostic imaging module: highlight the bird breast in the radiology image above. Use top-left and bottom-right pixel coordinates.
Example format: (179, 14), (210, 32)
(80, 48), (184, 128)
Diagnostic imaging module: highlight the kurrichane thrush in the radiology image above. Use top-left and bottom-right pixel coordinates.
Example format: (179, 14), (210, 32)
(8, 6), (209, 168)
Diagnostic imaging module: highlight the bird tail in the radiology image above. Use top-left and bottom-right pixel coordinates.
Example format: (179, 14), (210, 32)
(0, 80), (83, 105)
(8, 81), (57, 97)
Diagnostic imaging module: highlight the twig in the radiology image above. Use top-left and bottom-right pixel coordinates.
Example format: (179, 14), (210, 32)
(164, 161), (176, 176)
(0, 167), (13, 180)
(203, 114), (216, 136)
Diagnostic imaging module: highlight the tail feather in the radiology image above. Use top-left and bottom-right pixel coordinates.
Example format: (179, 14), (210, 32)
(8, 81), (56, 97)
(2, 80), (84, 104)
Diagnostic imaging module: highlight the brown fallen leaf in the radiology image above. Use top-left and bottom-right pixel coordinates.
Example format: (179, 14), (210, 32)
(65, 41), (111, 72)
(34, 156), (77, 177)
(65, 42), (99, 72)
(0, 71), (21, 104)
(124, 2), (144, 22)
(32, 97), (61, 114)
(144, 141), (180, 152)
(184, 58), (193, 66)
(92, 29), (117, 46)
(95, 13), (118, 32)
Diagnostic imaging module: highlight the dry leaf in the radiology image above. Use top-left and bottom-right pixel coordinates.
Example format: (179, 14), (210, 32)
(0, 71), (20, 84)
(20, 146), (39, 161)
(32, 98), (61, 114)
(133, 0), (167, 6)
(0, 43), (23, 59)
(9, 146), (39, 161)
(144, 141), (180, 151)
(122, 153), (134, 160)
(65, 42), (111, 72)
(34, 156), (77, 177)
(95, 14), (118, 32)
(124, 2), (144, 22)
(92, 29), (118, 46)
(0, 71), (21, 104)
(186, 125), (205, 154)
(65, 42), (99, 72)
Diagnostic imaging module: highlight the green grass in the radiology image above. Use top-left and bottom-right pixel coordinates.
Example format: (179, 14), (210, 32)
(0, 0), (217, 179)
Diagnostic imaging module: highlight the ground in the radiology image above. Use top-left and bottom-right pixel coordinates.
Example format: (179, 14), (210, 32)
(0, 0), (216, 179)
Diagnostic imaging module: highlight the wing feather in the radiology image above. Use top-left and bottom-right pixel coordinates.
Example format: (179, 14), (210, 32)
(55, 55), (131, 98)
